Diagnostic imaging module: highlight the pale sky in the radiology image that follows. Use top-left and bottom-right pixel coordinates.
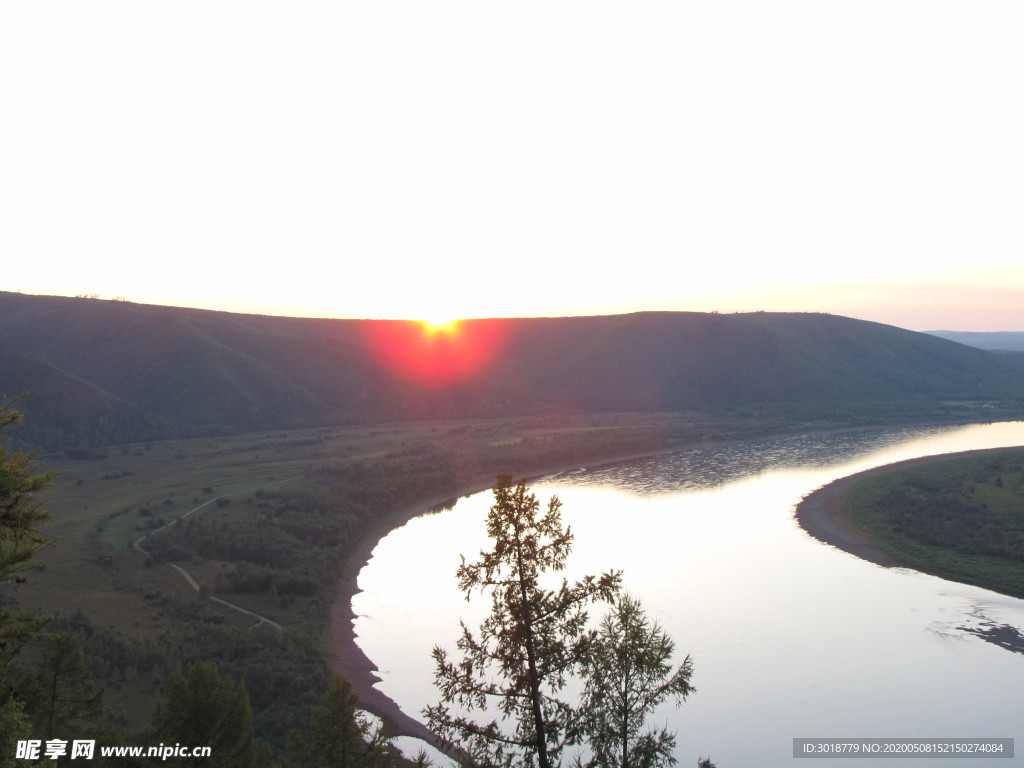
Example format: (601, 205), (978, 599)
(2, 2), (1021, 331)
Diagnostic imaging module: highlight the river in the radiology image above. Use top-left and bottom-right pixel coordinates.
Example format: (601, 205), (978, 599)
(354, 421), (1024, 766)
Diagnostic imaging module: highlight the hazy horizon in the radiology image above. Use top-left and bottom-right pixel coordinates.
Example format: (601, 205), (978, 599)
(2, 2), (1021, 332)
(6, 287), (1024, 335)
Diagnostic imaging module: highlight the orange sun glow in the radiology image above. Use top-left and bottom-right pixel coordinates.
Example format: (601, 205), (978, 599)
(365, 318), (509, 388)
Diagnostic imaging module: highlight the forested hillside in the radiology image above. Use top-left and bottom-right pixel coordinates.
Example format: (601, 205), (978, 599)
(1, 291), (1021, 450)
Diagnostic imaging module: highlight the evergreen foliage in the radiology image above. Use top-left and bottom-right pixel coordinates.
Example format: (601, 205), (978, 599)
(0, 396), (51, 605)
(0, 697), (30, 768)
(426, 474), (621, 768)
(574, 594), (695, 768)
(286, 675), (394, 767)
(24, 632), (103, 741)
(0, 397), (53, 743)
(148, 661), (271, 768)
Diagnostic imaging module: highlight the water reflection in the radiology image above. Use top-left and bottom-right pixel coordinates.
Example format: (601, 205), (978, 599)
(958, 605), (1024, 654)
(545, 425), (956, 494)
(354, 421), (1024, 767)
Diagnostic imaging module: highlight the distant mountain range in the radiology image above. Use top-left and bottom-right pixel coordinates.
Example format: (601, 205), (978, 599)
(927, 330), (1024, 352)
(1, 291), (1021, 450)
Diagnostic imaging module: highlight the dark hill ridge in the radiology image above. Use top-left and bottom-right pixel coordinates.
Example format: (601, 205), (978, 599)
(485, 311), (1008, 410)
(0, 291), (1020, 447)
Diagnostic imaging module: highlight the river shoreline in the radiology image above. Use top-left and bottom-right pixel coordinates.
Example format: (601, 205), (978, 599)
(331, 424), (1014, 746)
(330, 447), (675, 743)
(793, 446), (1021, 568)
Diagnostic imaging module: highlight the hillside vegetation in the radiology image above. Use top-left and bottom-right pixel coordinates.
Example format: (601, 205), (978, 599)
(843, 448), (1024, 598)
(1, 292), (1022, 450)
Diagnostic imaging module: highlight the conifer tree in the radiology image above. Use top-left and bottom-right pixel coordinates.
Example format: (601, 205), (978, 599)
(425, 474), (621, 768)
(1, 397), (52, 667)
(149, 661), (270, 768)
(0, 697), (30, 768)
(287, 675), (394, 767)
(26, 632), (102, 740)
(574, 594), (694, 768)
(0, 397), (53, 743)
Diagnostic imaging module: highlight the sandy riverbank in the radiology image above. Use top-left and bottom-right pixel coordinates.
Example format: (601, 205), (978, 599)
(330, 475), (496, 748)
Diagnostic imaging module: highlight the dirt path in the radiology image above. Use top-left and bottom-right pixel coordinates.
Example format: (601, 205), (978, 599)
(133, 477), (302, 632)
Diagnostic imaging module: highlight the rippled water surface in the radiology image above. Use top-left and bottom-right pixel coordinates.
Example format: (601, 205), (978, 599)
(354, 422), (1024, 767)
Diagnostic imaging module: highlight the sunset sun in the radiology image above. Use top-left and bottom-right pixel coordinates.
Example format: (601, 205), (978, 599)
(420, 317), (461, 337)
(363, 316), (510, 389)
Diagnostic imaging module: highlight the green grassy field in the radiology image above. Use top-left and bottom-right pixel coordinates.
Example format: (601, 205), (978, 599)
(842, 447), (1024, 598)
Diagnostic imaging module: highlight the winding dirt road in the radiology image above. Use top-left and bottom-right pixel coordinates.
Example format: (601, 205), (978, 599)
(132, 478), (302, 632)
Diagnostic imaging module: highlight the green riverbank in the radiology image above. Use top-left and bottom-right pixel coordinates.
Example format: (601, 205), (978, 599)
(841, 446), (1024, 598)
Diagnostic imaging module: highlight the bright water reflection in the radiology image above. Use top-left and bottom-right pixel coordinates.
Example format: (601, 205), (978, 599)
(353, 422), (1024, 767)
